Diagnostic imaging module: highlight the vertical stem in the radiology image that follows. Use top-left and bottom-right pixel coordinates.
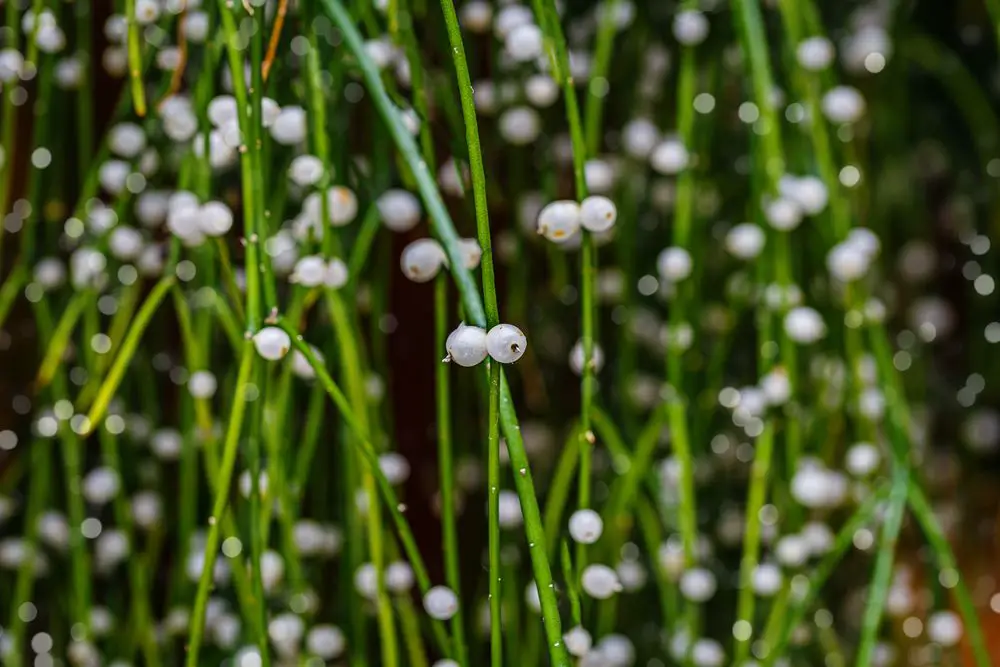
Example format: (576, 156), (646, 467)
(436, 275), (469, 667)
(184, 342), (255, 667)
(487, 361), (503, 667)
(125, 0), (147, 116)
(434, 2), (505, 665)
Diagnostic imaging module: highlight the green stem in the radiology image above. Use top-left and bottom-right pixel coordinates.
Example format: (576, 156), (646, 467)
(184, 342), (255, 667)
(319, 4), (568, 662)
(82, 275), (176, 431)
(436, 275), (469, 667)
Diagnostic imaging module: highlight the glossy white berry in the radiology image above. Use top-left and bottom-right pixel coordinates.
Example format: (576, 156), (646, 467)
(306, 625), (345, 659)
(568, 509), (603, 544)
(379, 452), (411, 485)
(563, 626), (593, 657)
(108, 122), (146, 158)
(188, 370), (217, 399)
(826, 241), (870, 282)
(764, 197), (803, 231)
(650, 137), (689, 174)
(385, 561), (415, 594)
(34, 258), (66, 289)
(445, 323), (489, 367)
(691, 639), (724, 667)
(585, 159), (616, 195)
(493, 4), (532, 38)
(783, 307), (825, 344)
(580, 195), (617, 232)
(537, 200), (581, 242)
(679, 567), (717, 602)
(927, 610), (962, 646)
(725, 223), (766, 260)
(506, 23), (543, 62)
(458, 238), (482, 269)
(622, 118), (660, 159)
(780, 175), (828, 215)
(498, 106), (541, 145)
(760, 368), (791, 405)
(845, 442), (881, 477)
(400, 238), (447, 283)
(524, 74), (559, 108)
(673, 10), (709, 46)
(459, 0), (492, 33)
(657, 246), (693, 282)
(821, 86), (866, 124)
(752, 562), (783, 596)
(775, 534), (809, 567)
(253, 327), (292, 361)
(580, 564), (621, 599)
(597, 635), (635, 666)
(498, 490), (522, 528)
(270, 105), (307, 145)
(83, 467), (121, 505)
(423, 586), (459, 620)
(324, 258), (349, 289)
(292, 256), (328, 287)
(790, 462), (847, 509)
(486, 324), (527, 363)
(199, 201), (234, 236)
(291, 345), (323, 380)
(796, 36), (835, 71)
(378, 189), (423, 232)
(288, 155), (325, 187)
(108, 226), (144, 261)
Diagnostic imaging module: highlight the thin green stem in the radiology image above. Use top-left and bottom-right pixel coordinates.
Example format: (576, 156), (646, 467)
(184, 341), (255, 667)
(81, 275), (176, 431)
(436, 275), (469, 667)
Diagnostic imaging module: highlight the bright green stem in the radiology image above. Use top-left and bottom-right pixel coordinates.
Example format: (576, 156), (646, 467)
(583, 0), (620, 155)
(184, 342), (255, 667)
(435, 0), (500, 323)
(247, 366), (272, 667)
(216, 0), (261, 330)
(733, 423), (775, 662)
(543, 425), (581, 556)
(854, 465), (909, 667)
(487, 361), (503, 667)
(82, 275), (176, 431)
(36, 290), (91, 389)
(125, 0), (147, 116)
(436, 275), (469, 667)
(319, 3), (567, 661)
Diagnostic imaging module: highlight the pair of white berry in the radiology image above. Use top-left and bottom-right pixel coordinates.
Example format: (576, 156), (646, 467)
(536, 196), (618, 242)
(445, 323), (527, 366)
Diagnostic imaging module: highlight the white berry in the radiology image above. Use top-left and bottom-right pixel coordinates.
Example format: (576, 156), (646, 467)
(445, 323), (489, 367)
(568, 509), (603, 544)
(486, 324), (527, 363)
(254, 327), (292, 361)
(580, 195), (618, 233)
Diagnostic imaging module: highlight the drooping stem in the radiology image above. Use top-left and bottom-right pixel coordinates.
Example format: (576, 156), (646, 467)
(320, 3), (568, 662)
